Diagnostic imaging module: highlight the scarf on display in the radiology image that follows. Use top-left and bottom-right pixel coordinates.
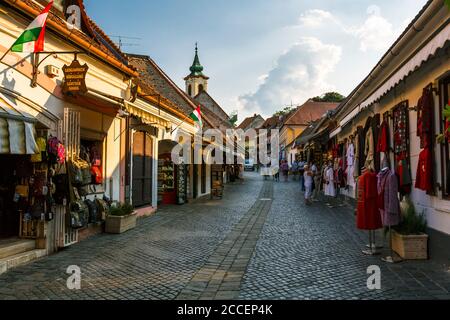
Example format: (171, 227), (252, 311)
(393, 102), (412, 195)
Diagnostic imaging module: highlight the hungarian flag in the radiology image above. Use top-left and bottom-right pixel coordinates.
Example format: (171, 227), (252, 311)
(190, 106), (203, 128)
(11, 1), (53, 53)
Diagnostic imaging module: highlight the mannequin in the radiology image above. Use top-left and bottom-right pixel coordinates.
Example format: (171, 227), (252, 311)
(377, 157), (402, 263)
(357, 161), (382, 255)
(347, 136), (355, 188)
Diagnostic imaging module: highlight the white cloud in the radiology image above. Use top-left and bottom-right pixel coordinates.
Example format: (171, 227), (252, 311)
(298, 9), (338, 28)
(238, 37), (342, 118)
(345, 5), (397, 52)
(235, 5), (404, 118)
(297, 6), (400, 53)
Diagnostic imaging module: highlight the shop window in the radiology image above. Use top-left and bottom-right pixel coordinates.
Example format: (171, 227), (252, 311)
(440, 76), (450, 198)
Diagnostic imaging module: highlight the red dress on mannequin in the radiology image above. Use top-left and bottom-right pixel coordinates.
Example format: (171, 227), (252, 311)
(357, 170), (382, 230)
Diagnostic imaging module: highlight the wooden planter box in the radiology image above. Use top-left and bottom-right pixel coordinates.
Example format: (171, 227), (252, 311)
(105, 212), (137, 234)
(391, 230), (428, 260)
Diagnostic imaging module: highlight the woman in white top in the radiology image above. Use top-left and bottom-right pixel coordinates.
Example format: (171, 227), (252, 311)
(304, 165), (313, 205)
(324, 161), (336, 197)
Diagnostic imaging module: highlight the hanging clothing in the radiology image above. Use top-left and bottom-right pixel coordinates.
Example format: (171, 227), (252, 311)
(372, 114), (381, 172)
(353, 133), (360, 179)
(417, 87), (434, 149)
(357, 170), (382, 230)
(324, 166), (336, 197)
(364, 127), (375, 171)
(377, 120), (389, 153)
(354, 127), (365, 178)
(347, 142), (355, 187)
(393, 103), (412, 195)
(415, 147), (433, 193)
(377, 169), (401, 227)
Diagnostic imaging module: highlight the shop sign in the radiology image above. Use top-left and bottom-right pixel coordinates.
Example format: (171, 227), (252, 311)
(62, 59), (88, 94)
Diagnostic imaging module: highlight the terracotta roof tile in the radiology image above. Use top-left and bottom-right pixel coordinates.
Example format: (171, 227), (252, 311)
(7, 0), (136, 76)
(128, 54), (215, 129)
(283, 100), (338, 126)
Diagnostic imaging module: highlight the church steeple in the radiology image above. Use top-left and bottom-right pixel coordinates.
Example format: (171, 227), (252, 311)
(189, 43), (204, 76)
(185, 43), (209, 98)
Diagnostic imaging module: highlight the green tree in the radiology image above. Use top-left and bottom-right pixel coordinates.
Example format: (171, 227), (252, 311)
(313, 92), (346, 103)
(273, 106), (296, 117)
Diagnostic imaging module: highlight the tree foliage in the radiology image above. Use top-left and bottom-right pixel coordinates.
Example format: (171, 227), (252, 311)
(273, 106), (296, 117)
(312, 92), (346, 103)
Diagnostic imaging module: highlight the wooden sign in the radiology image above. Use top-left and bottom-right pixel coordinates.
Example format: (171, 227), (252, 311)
(62, 59), (88, 94)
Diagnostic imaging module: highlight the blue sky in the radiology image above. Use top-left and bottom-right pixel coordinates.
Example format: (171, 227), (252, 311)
(85, 0), (428, 121)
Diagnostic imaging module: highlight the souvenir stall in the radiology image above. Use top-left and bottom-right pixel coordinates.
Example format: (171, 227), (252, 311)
(211, 164), (224, 199)
(158, 154), (176, 205)
(176, 163), (189, 205)
(0, 95), (59, 249)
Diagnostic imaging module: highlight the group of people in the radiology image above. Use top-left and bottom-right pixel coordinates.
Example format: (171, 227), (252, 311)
(277, 159), (338, 205)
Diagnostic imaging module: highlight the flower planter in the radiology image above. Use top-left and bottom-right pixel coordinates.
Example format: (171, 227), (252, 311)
(105, 212), (137, 234)
(391, 230), (428, 260)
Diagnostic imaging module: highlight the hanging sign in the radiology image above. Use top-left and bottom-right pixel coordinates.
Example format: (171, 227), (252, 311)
(62, 59), (88, 94)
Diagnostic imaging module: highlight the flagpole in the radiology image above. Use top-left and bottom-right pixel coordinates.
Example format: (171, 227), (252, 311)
(171, 112), (192, 134)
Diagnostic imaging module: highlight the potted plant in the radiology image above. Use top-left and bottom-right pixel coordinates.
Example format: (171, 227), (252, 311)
(391, 198), (428, 260)
(105, 202), (137, 234)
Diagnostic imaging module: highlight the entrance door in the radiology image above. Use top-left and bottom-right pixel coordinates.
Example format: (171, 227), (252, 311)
(132, 132), (153, 207)
(0, 156), (21, 238)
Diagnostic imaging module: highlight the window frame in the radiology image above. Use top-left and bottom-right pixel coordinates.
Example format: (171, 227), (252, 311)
(439, 76), (450, 199)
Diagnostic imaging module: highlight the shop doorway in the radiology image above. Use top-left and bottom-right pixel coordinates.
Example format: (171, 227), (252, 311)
(0, 155), (29, 239)
(132, 132), (153, 207)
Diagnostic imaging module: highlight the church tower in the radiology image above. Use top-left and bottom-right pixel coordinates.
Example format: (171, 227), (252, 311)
(185, 43), (209, 98)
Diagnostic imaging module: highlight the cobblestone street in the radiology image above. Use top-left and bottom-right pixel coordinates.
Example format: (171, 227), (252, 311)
(1, 172), (450, 300)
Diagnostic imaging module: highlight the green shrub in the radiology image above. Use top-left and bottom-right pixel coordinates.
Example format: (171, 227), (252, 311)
(109, 202), (135, 217)
(393, 202), (427, 235)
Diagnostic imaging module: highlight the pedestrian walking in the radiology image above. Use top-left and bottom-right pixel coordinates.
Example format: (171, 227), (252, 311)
(324, 161), (337, 198)
(272, 164), (280, 182)
(304, 165), (313, 205)
(291, 160), (299, 181)
(311, 162), (320, 201)
(298, 159), (305, 191)
(281, 160), (289, 182)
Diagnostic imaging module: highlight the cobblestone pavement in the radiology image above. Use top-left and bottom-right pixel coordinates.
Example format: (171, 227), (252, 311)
(239, 178), (450, 300)
(1, 173), (450, 300)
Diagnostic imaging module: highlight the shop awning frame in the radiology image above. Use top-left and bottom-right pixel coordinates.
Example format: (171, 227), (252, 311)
(0, 92), (38, 155)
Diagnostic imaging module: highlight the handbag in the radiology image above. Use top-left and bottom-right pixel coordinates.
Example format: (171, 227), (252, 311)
(84, 199), (99, 224)
(95, 198), (109, 221)
(91, 166), (103, 185)
(69, 200), (88, 229)
(15, 184), (29, 198)
(32, 170), (47, 197)
(53, 174), (69, 205)
(70, 158), (91, 186)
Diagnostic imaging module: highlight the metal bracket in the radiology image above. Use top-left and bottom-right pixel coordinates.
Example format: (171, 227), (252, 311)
(31, 51), (84, 88)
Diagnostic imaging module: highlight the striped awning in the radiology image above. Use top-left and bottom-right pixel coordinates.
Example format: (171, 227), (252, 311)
(125, 101), (170, 128)
(0, 92), (38, 155)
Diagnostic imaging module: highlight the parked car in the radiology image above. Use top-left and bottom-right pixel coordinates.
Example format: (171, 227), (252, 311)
(244, 159), (255, 171)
